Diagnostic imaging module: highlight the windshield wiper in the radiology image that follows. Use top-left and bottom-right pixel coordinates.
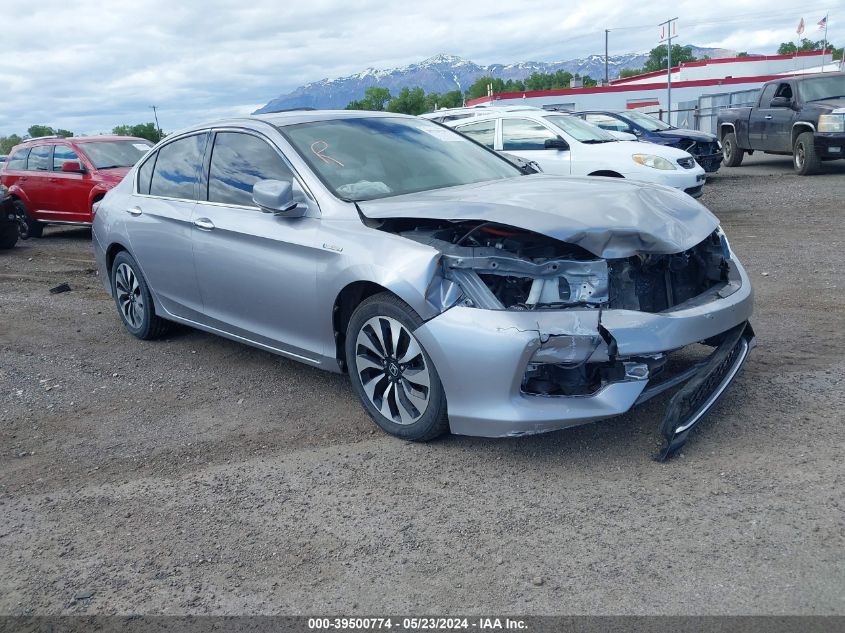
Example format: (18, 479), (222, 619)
(581, 139), (614, 144)
(97, 164), (125, 170)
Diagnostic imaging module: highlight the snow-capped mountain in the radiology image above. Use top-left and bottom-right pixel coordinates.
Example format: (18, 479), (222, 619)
(254, 48), (736, 113)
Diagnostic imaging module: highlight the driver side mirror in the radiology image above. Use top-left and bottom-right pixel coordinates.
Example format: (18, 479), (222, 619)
(60, 160), (85, 173)
(252, 179), (305, 217)
(544, 138), (569, 150)
(770, 96), (792, 108)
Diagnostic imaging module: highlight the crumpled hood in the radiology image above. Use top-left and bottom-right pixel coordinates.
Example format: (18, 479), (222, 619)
(358, 174), (720, 259)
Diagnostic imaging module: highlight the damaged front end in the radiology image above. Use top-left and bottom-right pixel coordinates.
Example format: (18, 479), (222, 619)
(381, 218), (754, 460)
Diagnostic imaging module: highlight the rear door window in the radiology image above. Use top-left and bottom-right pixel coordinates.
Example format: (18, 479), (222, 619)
(53, 146), (81, 171)
(207, 132), (293, 206)
(6, 148), (29, 170)
(501, 119), (556, 151)
(149, 134), (207, 200)
(27, 146), (52, 171)
(456, 120), (497, 149)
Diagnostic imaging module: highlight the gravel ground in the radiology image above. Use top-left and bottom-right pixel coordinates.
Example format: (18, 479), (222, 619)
(1, 153), (843, 616)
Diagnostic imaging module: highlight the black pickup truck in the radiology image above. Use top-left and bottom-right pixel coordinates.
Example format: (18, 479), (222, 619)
(717, 72), (845, 175)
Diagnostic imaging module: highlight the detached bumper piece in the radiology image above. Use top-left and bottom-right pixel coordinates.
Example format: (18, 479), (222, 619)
(655, 322), (755, 462)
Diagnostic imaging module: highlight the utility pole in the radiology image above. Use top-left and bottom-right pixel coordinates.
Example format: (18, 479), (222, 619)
(605, 29), (610, 85)
(658, 17), (678, 123)
(149, 105), (162, 142)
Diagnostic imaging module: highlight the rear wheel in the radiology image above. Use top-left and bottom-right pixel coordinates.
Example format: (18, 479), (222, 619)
(110, 251), (171, 340)
(793, 131), (821, 175)
(345, 293), (449, 441)
(14, 201), (43, 238)
(722, 132), (744, 167)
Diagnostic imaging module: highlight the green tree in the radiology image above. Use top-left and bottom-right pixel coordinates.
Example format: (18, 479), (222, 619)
(0, 134), (23, 154)
(581, 75), (598, 88)
(112, 123), (162, 142)
(386, 87), (428, 115)
(642, 44), (699, 72)
(778, 39), (843, 59)
(56, 129), (74, 138)
(345, 87), (392, 111)
(27, 125), (55, 138)
(618, 67), (641, 78)
(424, 90), (464, 111)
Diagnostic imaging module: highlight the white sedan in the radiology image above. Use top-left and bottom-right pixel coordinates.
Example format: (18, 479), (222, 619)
(439, 108), (706, 197)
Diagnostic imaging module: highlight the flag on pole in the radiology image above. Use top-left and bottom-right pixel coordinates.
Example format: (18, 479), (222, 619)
(818, 15), (827, 30)
(797, 17), (805, 35)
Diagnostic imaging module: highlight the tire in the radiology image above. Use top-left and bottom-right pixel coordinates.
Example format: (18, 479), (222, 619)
(14, 201), (43, 238)
(722, 132), (744, 167)
(345, 292), (449, 442)
(0, 225), (17, 249)
(110, 251), (171, 340)
(793, 131), (821, 175)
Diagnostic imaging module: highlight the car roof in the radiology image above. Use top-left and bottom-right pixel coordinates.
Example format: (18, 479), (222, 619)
(452, 109), (570, 123)
(18, 135), (149, 146)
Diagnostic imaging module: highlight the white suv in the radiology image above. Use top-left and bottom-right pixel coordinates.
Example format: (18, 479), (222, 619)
(436, 109), (707, 197)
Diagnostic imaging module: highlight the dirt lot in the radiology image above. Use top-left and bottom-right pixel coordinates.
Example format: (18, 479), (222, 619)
(1, 154), (843, 616)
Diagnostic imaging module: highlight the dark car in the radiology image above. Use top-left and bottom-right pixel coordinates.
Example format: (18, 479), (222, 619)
(575, 110), (723, 173)
(717, 72), (845, 175)
(0, 183), (23, 249)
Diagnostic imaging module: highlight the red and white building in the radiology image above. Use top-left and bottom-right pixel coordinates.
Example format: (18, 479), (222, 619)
(465, 50), (843, 133)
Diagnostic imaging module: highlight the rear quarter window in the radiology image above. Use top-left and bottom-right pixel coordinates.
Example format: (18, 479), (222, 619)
(6, 148), (29, 170)
(137, 152), (157, 195)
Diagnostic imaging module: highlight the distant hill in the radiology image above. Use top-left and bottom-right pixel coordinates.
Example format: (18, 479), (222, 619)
(254, 48), (738, 113)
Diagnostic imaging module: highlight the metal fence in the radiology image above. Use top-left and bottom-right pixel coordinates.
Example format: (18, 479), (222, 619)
(635, 88), (761, 135)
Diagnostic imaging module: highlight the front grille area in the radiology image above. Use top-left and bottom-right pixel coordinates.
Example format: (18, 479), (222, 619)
(677, 157), (696, 169)
(606, 231), (728, 312)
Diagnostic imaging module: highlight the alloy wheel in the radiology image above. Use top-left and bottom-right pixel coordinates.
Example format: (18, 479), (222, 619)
(355, 316), (431, 425)
(115, 262), (145, 329)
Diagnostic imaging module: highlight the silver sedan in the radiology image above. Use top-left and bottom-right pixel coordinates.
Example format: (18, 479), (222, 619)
(92, 110), (754, 460)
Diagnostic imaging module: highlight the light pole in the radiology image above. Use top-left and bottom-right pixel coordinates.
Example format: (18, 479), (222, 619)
(658, 17), (678, 123)
(149, 105), (162, 142)
(605, 29), (610, 85)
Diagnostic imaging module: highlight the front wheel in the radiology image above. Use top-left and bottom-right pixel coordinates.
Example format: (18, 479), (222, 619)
(722, 132), (744, 167)
(793, 131), (821, 175)
(14, 201), (43, 238)
(345, 293), (449, 441)
(110, 251), (171, 340)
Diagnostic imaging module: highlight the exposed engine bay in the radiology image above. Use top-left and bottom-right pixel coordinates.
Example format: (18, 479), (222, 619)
(377, 218), (732, 312)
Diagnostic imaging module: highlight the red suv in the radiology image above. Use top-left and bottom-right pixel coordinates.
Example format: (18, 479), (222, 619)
(0, 135), (152, 237)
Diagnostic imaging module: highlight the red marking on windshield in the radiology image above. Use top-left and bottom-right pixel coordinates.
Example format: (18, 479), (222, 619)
(310, 140), (344, 167)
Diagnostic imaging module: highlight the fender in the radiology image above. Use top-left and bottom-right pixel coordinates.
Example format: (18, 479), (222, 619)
(88, 184), (112, 212)
(7, 184), (33, 211)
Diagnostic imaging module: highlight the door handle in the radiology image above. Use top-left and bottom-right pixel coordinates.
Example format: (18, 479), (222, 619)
(125, 206), (142, 216)
(764, 115), (773, 120)
(193, 218), (215, 230)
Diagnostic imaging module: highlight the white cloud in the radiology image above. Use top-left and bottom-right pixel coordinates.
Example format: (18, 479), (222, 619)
(1, 0), (836, 135)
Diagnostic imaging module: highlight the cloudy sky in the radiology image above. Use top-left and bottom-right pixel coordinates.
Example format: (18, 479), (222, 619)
(1, 0), (837, 135)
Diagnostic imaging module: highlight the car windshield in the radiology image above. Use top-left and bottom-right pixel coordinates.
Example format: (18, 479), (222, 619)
(281, 117), (521, 201)
(81, 140), (152, 169)
(623, 110), (673, 131)
(544, 115), (617, 143)
(800, 75), (845, 102)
